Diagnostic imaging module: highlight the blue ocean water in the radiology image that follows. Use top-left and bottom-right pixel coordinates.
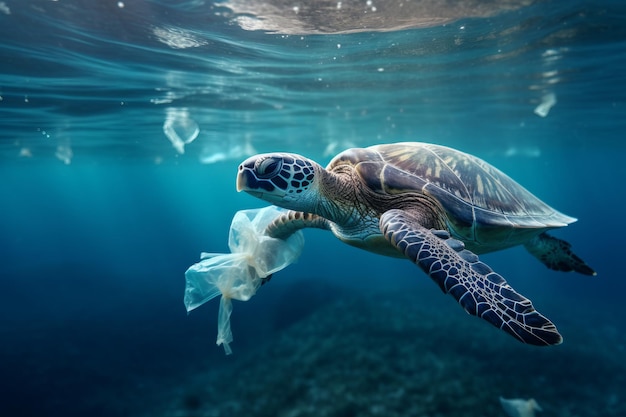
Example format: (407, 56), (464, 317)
(1, 0), (625, 416)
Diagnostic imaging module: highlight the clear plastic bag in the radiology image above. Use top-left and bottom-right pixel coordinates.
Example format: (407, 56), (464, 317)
(184, 206), (304, 354)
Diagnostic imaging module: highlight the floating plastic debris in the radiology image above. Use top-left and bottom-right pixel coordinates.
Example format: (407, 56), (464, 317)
(499, 397), (543, 417)
(163, 108), (199, 154)
(55, 144), (73, 165)
(0, 1), (10, 15)
(199, 139), (256, 164)
(184, 206), (304, 354)
(534, 92), (556, 117)
(503, 146), (541, 158)
(19, 147), (32, 158)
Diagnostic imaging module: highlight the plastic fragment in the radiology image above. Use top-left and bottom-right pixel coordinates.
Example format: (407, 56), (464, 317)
(163, 108), (199, 154)
(499, 397), (543, 417)
(534, 92), (556, 117)
(184, 205), (304, 354)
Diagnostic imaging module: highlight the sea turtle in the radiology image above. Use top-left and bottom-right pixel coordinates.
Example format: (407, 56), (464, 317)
(236, 142), (595, 346)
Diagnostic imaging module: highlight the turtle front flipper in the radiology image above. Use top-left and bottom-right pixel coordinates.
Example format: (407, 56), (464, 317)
(380, 209), (562, 346)
(264, 210), (332, 240)
(524, 232), (596, 276)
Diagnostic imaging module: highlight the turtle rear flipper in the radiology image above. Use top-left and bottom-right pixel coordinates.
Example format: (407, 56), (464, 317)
(380, 209), (563, 346)
(524, 232), (596, 276)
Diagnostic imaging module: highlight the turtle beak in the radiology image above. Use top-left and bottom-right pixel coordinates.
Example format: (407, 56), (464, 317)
(236, 167), (247, 192)
(236, 163), (256, 192)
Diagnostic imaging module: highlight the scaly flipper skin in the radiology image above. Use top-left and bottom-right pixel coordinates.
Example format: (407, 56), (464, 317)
(524, 233), (596, 276)
(380, 209), (563, 346)
(265, 210), (331, 240)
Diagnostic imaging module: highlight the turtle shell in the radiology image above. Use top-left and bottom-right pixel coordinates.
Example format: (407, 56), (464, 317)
(327, 142), (575, 247)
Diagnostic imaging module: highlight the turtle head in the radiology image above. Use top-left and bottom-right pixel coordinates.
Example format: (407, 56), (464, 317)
(237, 153), (323, 212)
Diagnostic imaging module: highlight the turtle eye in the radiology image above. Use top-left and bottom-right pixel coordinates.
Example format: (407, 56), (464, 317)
(256, 157), (283, 179)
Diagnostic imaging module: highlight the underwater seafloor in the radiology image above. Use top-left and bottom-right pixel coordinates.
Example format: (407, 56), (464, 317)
(134, 288), (625, 417)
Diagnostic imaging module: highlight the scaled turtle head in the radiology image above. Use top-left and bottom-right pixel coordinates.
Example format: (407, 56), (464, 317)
(237, 153), (322, 211)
